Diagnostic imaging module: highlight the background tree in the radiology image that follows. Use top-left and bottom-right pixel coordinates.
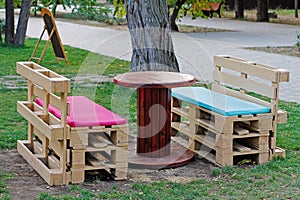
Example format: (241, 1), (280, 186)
(4, 0), (32, 46)
(125, 0), (179, 72)
(14, 0), (32, 45)
(295, 0), (298, 18)
(257, 0), (269, 22)
(169, 0), (186, 31)
(5, 0), (14, 44)
(234, 0), (244, 19)
(0, 19), (5, 44)
(115, 0), (223, 31)
(168, 0), (224, 31)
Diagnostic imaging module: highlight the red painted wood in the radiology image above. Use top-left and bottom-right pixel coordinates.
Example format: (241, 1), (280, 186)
(150, 88), (158, 157)
(114, 71), (195, 158)
(159, 88), (167, 156)
(136, 88), (173, 157)
(144, 88), (152, 154)
(136, 88), (144, 153)
(165, 89), (172, 155)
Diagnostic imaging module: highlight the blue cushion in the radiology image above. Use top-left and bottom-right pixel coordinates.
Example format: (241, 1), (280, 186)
(172, 87), (270, 116)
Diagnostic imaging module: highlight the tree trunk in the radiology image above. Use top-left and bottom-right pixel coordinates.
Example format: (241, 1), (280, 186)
(5, 0), (15, 44)
(257, 0), (269, 22)
(170, 0), (186, 31)
(235, 0), (244, 19)
(14, 0), (32, 46)
(295, 0), (299, 18)
(125, 0), (180, 72)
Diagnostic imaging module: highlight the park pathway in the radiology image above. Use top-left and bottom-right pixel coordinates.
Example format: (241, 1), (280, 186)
(1, 11), (299, 103)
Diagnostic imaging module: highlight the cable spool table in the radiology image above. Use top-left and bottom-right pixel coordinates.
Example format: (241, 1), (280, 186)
(114, 71), (195, 168)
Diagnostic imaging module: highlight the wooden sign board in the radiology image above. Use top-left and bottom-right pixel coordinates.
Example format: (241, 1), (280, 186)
(30, 8), (69, 64)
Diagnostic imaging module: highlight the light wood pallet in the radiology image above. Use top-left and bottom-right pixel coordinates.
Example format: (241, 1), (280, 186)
(171, 106), (272, 166)
(171, 55), (289, 166)
(16, 62), (128, 185)
(69, 127), (128, 183)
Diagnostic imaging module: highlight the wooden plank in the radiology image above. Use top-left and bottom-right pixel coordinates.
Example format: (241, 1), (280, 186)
(171, 136), (197, 151)
(165, 88), (172, 156)
(234, 126), (249, 135)
(213, 70), (276, 98)
(114, 167), (128, 180)
(173, 103), (235, 134)
(171, 97), (182, 136)
(110, 128), (128, 146)
(17, 140), (66, 186)
(48, 155), (60, 169)
(16, 62), (70, 93)
(71, 149), (85, 167)
(257, 152), (270, 164)
(233, 142), (251, 152)
(277, 109), (288, 124)
(277, 69), (290, 82)
(242, 135), (269, 151)
(111, 147), (128, 163)
(69, 129), (89, 148)
(195, 134), (216, 150)
(214, 55), (278, 82)
(212, 84), (272, 109)
(233, 132), (269, 139)
(89, 134), (108, 148)
(49, 139), (64, 157)
(252, 114), (273, 131)
(172, 135), (222, 167)
(94, 132), (112, 144)
(17, 101), (64, 140)
(216, 152), (233, 166)
(172, 107), (191, 121)
(92, 152), (108, 162)
(151, 88), (159, 157)
(272, 146), (286, 158)
(71, 168), (85, 184)
(86, 154), (104, 167)
(32, 139), (43, 154)
(137, 88), (145, 154)
(232, 149), (267, 156)
(86, 145), (117, 152)
(171, 122), (195, 139)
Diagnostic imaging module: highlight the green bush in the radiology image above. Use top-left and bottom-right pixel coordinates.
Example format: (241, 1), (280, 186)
(68, 0), (111, 22)
(296, 33), (300, 50)
(0, 18), (4, 44)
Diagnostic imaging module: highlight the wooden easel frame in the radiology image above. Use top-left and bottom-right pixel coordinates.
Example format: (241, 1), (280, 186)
(30, 8), (69, 64)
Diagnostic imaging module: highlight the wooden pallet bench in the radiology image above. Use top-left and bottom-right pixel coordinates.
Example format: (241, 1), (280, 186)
(171, 55), (289, 166)
(16, 62), (128, 185)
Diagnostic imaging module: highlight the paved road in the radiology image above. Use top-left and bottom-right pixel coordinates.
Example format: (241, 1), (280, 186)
(1, 11), (299, 103)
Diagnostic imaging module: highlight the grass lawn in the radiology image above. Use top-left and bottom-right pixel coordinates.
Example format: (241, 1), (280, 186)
(0, 38), (300, 199)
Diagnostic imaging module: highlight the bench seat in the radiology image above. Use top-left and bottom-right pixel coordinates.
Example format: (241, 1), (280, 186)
(36, 96), (127, 127)
(172, 87), (270, 116)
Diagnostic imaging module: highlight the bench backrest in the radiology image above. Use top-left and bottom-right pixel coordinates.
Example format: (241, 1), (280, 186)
(212, 55), (289, 118)
(16, 61), (70, 129)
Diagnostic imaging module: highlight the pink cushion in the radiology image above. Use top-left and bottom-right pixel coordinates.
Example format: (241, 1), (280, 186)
(36, 96), (127, 127)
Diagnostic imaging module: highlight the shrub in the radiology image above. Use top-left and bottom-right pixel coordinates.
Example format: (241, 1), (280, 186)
(296, 33), (300, 50)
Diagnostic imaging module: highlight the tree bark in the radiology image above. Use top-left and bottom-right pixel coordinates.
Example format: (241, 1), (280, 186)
(257, 0), (269, 22)
(235, 0), (244, 19)
(295, 0), (299, 18)
(14, 0), (32, 46)
(170, 0), (186, 31)
(125, 0), (180, 72)
(5, 0), (15, 44)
